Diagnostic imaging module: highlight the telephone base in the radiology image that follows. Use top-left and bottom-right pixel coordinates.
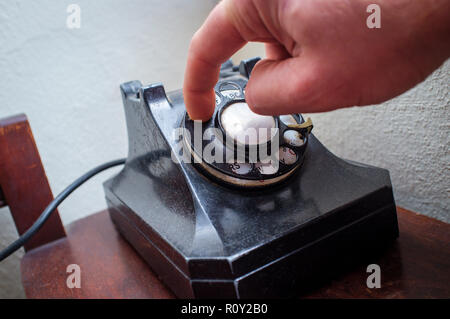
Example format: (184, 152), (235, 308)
(103, 79), (399, 298)
(105, 189), (398, 298)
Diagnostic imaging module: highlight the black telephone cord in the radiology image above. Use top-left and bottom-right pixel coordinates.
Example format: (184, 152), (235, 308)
(0, 158), (126, 262)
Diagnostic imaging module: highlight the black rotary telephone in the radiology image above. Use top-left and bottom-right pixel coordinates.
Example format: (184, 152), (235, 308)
(104, 58), (399, 298)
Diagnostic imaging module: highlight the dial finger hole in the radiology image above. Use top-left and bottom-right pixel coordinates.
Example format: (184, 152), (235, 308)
(283, 130), (304, 147)
(221, 89), (240, 99)
(279, 146), (298, 165)
(255, 161), (278, 175)
(219, 82), (241, 99)
(229, 162), (252, 175)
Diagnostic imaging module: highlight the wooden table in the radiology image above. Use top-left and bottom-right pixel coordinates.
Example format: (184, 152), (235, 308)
(21, 207), (450, 298)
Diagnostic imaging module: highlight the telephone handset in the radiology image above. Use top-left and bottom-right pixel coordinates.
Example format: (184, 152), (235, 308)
(104, 57), (399, 298)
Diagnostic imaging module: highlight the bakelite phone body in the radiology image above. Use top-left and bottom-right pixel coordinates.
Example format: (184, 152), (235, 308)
(104, 58), (399, 298)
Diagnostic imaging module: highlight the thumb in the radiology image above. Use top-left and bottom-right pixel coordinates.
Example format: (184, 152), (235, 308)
(245, 57), (346, 115)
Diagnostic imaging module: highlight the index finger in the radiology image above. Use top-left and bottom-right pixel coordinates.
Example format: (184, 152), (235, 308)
(183, 0), (247, 121)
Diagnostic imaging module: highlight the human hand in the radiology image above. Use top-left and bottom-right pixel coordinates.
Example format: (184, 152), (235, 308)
(183, 0), (449, 121)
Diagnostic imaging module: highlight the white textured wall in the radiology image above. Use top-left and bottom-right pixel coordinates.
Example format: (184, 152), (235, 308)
(309, 61), (450, 223)
(0, 0), (217, 299)
(0, 0), (448, 298)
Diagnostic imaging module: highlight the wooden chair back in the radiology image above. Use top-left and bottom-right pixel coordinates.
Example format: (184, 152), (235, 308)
(0, 114), (65, 251)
